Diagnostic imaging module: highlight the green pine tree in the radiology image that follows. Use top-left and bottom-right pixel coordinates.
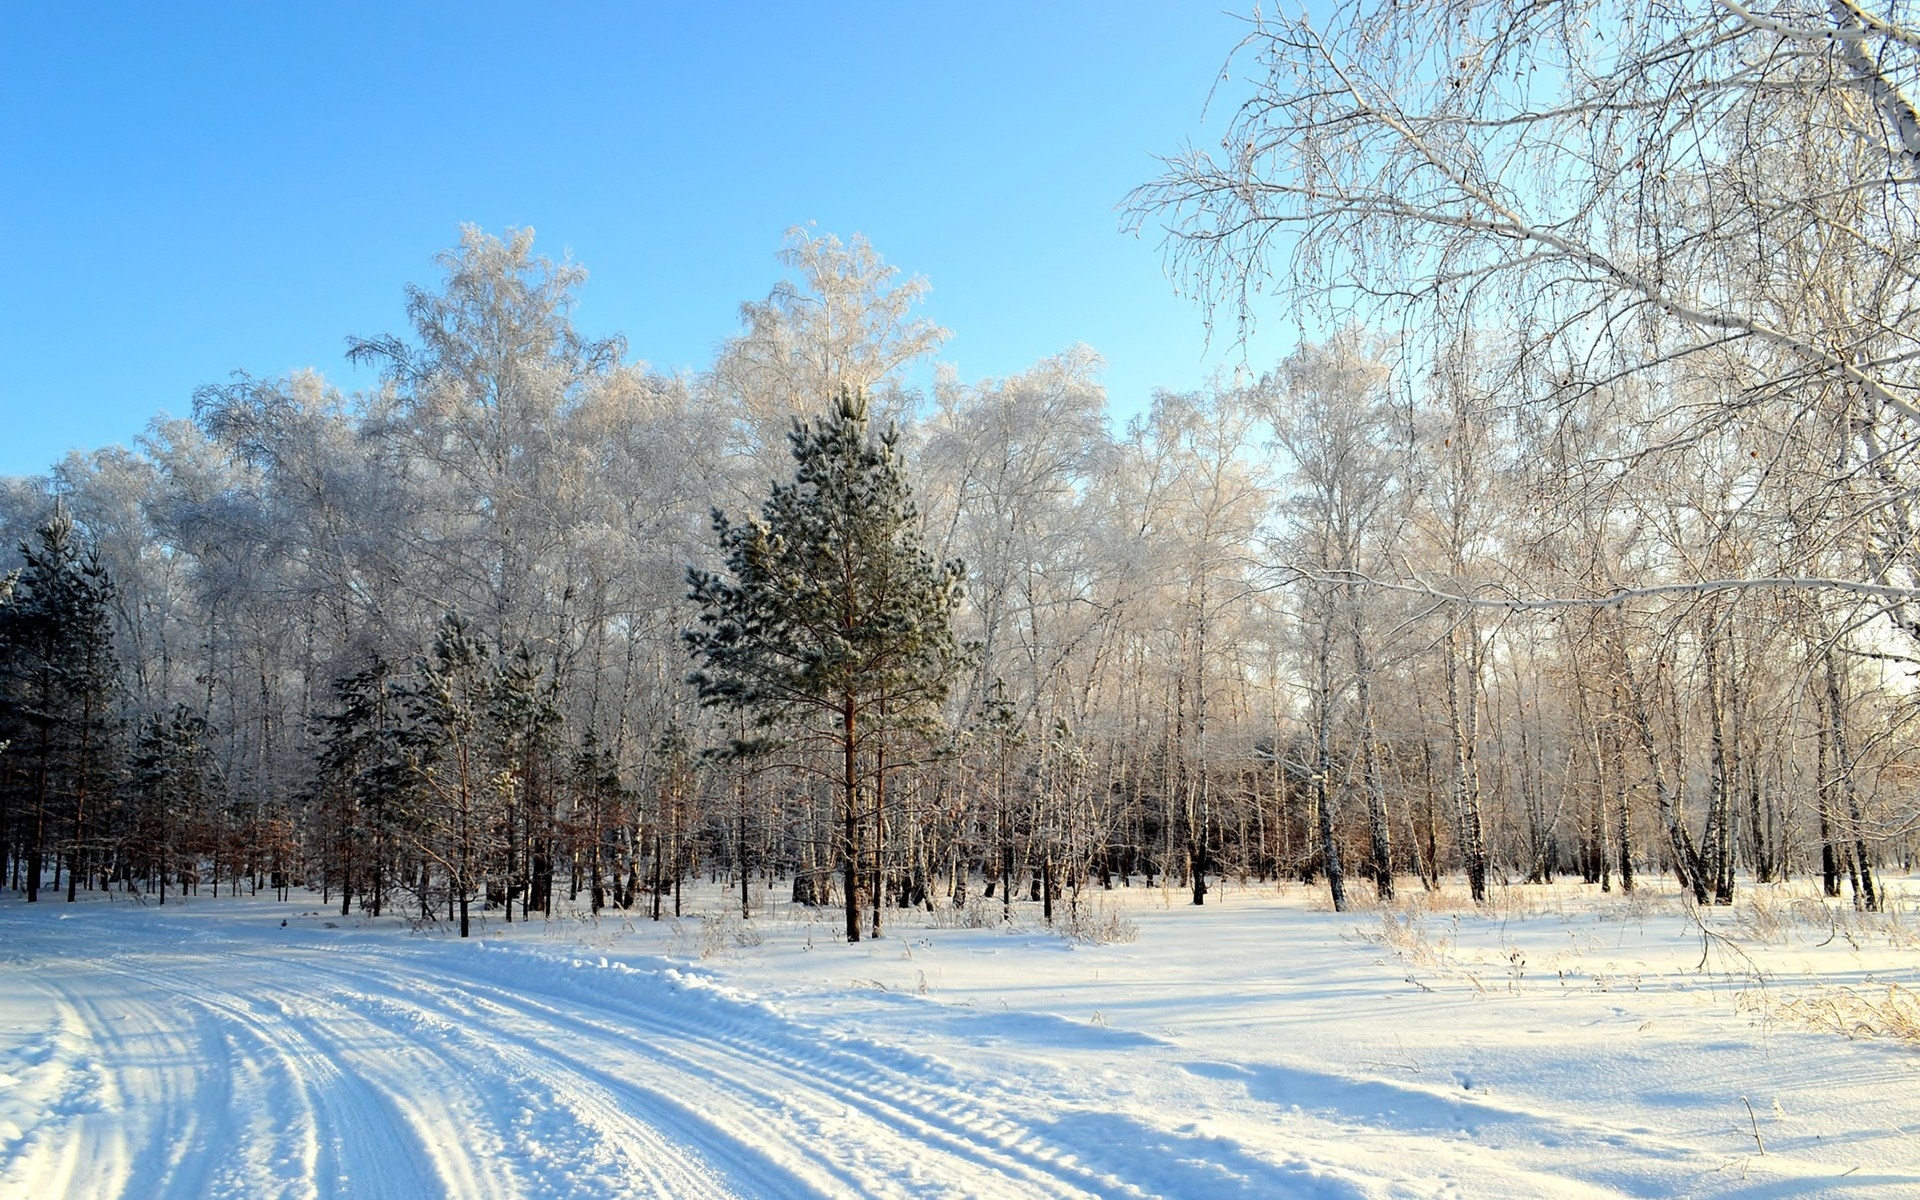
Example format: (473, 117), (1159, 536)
(567, 729), (627, 912)
(128, 705), (212, 905)
(0, 507), (121, 902)
(401, 610), (495, 937)
(687, 388), (967, 943)
(310, 652), (410, 917)
(487, 643), (563, 921)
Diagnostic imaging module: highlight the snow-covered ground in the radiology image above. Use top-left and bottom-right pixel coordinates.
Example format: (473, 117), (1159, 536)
(2, 877), (1917, 1199)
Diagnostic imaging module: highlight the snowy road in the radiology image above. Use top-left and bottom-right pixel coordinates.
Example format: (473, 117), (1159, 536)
(4, 889), (1919, 1198)
(0, 905), (1346, 1199)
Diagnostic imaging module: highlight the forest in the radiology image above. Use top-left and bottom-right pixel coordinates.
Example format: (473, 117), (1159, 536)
(6, 0), (1920, 944)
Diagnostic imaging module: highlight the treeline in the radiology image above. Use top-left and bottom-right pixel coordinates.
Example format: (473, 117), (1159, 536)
(2, 222), (1915, 936)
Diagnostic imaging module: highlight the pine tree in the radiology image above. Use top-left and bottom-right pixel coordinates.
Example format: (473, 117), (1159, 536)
(687, 388), (967, 943)
(311, 653), (407, 917)
(487, 643), (563, 920)
(401, 611), (495, 937)
(567, 729), (626, 912)
(647, 725), (695, 922)
(128, 705), (212, 904)
(0, 508), (121, 902)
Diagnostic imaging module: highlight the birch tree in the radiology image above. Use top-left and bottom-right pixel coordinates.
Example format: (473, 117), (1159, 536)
(1268, 333), (1416, 902)
(1132, 0), (1920, 618)
(713, 226), (949, 460)
(348, 225), (626, 660)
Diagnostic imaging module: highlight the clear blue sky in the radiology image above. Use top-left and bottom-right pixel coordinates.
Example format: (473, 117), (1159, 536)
(0, 2), (1291, 478)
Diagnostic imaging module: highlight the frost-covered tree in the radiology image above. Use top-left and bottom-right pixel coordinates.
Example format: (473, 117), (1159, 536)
(1132, 0), (1920, 627)
(347, 225), (627, 660)
(1268, 333), (1416, 906)
(1121, 387), (1272, 905)
(916, 351), (1127, 909)
(712, 226), (949, 460)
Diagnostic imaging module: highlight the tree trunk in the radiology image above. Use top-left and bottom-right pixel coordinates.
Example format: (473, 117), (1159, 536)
(871, 728), (886, 939)
(1613, 624), (1703, 902)
(1352, 622), (1393, 900)
(1822, 650), (1879, 911)
(1702, 624), (1735, 904)
(843, 697), (863, 943)
(738, 771), (752, 920)
(1313, 604), (1347, 911)
(1446, 619), (1489, 903)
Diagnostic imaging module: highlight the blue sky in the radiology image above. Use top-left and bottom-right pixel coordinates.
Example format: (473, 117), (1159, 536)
(0, 2), (1291, 478)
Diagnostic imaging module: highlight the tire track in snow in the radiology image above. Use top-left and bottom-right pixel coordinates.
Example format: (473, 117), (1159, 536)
(364, 963), (1094, 1198)
(7, 918), (1344, 1199)
(23, 949), (457, 1200)
(125, 954), (732, 1199)
(303, 942), (1332, 1199)
(9, 931), (810, 1199)
(441, 968), (1119, 1197)
(144, 974), (472, 1199)
(282, 947), (1076, 1199)
(0, 987), (133, 1200)
(308, 985), (751, 1198)
(183, 995), (324, 1199)
(33, 968), (223, 1199)
(10, 954), (321, 1200)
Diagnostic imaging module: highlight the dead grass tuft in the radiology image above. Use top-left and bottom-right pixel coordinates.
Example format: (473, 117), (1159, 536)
(1766, 983), (1920, 1045)
(1057, 898), (1140, 946)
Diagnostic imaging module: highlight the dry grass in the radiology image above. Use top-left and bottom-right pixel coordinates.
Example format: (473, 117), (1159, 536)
(1352, 877), (1920, 1013)
(1337, 877), (1694, 924)
(1360, 908), (1457, 971)
(912, 890), (1140, 943)
(664, 909), (767, 959)
(1764, 983), (1920, 1045)
(925, 895), (1006, 930)
(1733, 884), (1919, 951)
(1057, 897), (1140, 945)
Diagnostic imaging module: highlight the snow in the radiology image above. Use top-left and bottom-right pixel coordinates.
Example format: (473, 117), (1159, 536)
(3, 879), (1918, 1198)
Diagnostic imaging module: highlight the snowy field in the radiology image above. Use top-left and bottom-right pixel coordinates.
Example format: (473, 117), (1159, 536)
(2, 878), (1918, 1199)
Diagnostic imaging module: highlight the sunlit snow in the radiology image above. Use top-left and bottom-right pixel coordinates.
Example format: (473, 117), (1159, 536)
(4, 880), (1917, 1198)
